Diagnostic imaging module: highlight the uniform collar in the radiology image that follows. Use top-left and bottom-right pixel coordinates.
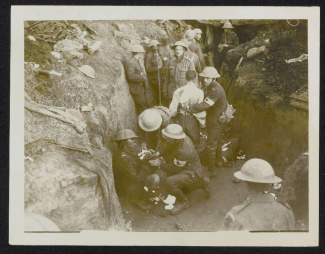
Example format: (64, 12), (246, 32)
(247, 193), (275, 203)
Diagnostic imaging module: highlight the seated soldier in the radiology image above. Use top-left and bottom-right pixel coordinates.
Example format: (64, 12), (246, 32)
(113, 129), (155, 211)
(149, 124), (210, 215)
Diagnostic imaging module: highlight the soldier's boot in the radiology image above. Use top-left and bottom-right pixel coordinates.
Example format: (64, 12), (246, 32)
(169, 199), (190, 215)
(202, 176), (211, 199)
(207, 153), (218, 178)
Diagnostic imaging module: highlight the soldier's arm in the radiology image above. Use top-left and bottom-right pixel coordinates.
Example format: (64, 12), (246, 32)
(194, 54), (202, 73)
(227, 34), (239, 49)
(188, 86), (219, 113)
(126, 61), (145, 82)
(169, 89), (181, 117)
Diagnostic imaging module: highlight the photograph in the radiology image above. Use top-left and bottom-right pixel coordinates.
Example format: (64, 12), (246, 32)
(10, 6), (319, 246)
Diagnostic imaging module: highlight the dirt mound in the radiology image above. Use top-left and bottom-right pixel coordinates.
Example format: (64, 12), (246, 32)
(24, 20), (162, 230)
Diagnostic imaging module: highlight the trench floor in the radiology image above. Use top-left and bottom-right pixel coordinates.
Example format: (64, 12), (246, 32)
(119, 160), (250, 232)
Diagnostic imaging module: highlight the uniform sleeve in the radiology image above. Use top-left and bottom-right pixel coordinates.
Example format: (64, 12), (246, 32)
(227, 33), (239, 49)
(145, 53), (163, 73)
(220, 211), (243, 231)
(126, 61), (145, 82)
(197, 47), (205, 68)
(169, 88), (181, 117)
(189, 87), (219, 113)
(194, 54), (202, 73)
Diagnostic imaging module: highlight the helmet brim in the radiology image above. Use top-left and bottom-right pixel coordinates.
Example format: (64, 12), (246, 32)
(171, 44), (188, 51)
(234, 171), (282, 184)
(156, 32), (168, 39)
(161, 128), (186, 139)
(138, 113), (162, 132)
(199, 73), (220, 79)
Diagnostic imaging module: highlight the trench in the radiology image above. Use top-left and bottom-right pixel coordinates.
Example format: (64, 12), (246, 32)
(24, 19), (309, 232)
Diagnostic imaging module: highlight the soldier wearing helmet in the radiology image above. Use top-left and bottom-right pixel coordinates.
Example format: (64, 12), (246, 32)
(163, 41), (195, 102)
(112, 129), (155, 211)
(183, 67), (228, 178)
(125, 44), (153, 115)
(180, 39), (202, 74)
(149, 124), (210, 215)
(221, 159), (295, 231)
(138, 106), (172, 153)
(169, 70), (206, 149)
(216, 21), (239, 70)
(145, 40), (164, 105)
(192, 28), (206, 69)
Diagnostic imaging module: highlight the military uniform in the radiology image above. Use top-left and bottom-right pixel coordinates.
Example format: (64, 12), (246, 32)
(163, 55), (195, 101)
(125, 56), (152, 114)
(190, 39), (205, 69)
(189, 80), (227, 164)
(220, 193), (295, 231)
(216, 30), (239, 70)
(159, 135), (204, 202)
(141, 106), (173, 151)
(113, 148), (153, 202)
(184, 50), (202, 74)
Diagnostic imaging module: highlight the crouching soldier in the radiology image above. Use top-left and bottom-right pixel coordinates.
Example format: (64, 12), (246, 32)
(113, 129), (155, 211)
(220, 158), (295, 231)
(149, 124), (210, 215)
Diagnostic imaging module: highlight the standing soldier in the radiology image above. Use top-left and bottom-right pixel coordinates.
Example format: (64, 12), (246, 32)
(163, 41), (195, 103)
(149, 124), (210, 215)
(169, 70), (206, 149)
(183, 67), (228, 178)
(216, 21), (239, 70)
(156, 29), (174, 106)
(180, 39), (202, 74)
(125, 44), (153, 115)
(145, 40), (163, 105)
(193, 28), (206, 69)
(221, 159), (295, 231)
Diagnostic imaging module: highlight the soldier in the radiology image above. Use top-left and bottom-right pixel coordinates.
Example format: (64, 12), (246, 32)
(180, 38), (202, 74)
(145, 40), (164, 105)
(156, 30), (174, 106)
(113, 129), (154, 211)
(216, 21), (239, 70)
(221, 159), (295, 231)
(182, 67), (228, 178)
(125, 44), (153, 115)
(138, 106), (173, 152)
(193, 28), (206, 68)
(169, 70), (206, 149)
(163, 41), (195, 103)
(149, 124), (210, 215)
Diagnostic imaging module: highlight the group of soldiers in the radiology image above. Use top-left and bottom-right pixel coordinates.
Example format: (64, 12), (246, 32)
(113, 21), (295, 231)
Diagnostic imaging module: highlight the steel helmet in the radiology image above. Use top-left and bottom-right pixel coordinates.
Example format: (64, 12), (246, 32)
(199, 67), (220, 78)
(184, 29), (196, 41)
(234, 158), (282, 184)
(114, 129), (138, 142)
(171, 41), (188, 51)
(162, 124), (185, 139)
(78, 65), (95, 79)
(222, 21), (234, 29)
(138, 109), (163, 132)
(148, 39), (161, 48)
(130, 44), (145, 53)
(193, 28), (202, 34)
(156, 29), (168, 39)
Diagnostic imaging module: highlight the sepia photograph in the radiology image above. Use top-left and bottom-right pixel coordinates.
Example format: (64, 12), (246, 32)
(10, 6), (319, 246)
